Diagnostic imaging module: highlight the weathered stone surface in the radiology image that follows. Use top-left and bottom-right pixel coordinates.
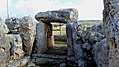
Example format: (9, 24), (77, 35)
(81, 30), (92, 42)
(66, 23), (74, 56)
(36, 58), (65, 64)
(35, 8), (78, 23)
(7, 56), (30, 67)
(32, 54), (66, 60)
(0, 18), (9, 35)
(74, 43), (96, 67)
(78, 59), (85, 67)
(10, 34), (24, 60)
(92, 24), (103, 34)
(19, 16), (37, 55)
(72, 21), (78, 46)
(47, 35), (54, 48)
(0, 18), (11, 66)
(74, 44), (84, 63)
(103, 0), (119, 67)
(36, 22), (48, 54)
(43, 45), (67, 55)
(82, 42), (92, 50)
(77, 22), (83, 36)
(47, 23), (54, 48)
(74, 27), (107, 67)
(92, 38), (109, 67)
(59, 63), (66, 67)
(0, 36), (11, 66)
(5, 17), (20, 34)
(27, 62), (36, 67)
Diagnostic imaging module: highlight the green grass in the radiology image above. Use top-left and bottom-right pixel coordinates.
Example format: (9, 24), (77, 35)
(55, 40), (67, 44)
(80, 22), (101, 26)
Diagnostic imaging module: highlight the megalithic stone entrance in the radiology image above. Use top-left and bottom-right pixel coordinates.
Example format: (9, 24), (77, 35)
(35, 8), (79, 58)
(103, 0), (119, 67)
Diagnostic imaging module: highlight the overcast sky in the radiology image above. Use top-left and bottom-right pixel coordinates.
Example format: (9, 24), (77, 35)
(0, 0), (104, 20)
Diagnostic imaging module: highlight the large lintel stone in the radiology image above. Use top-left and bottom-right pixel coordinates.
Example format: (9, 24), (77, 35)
(35, 8), (78, 23)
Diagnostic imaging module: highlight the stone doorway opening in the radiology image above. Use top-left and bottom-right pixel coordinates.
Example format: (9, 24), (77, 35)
(35, 20), (68, 56)
(52, 23), (67, 45)
(34, 8), (79, 63)
(46, 23), (67, 56)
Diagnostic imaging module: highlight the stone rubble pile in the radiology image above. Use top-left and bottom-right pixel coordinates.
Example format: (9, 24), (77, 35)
(73, 23), (109, 67)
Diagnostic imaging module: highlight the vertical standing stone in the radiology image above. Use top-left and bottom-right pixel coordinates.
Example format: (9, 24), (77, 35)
(36, 22), (48, 54)
(103, 0), (119, 67)
(66, 23), (74, 56)
(19, 16), (36, 55)
(47, 23), (54, 48)
(72, 21), (78, 45)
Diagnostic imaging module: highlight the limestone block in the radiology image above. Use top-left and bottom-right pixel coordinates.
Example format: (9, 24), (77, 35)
(0, 36), (11, 66)
(36, 22), (48, 54)
(73, 44), (84, 62)
(92, 39), (109, 67)
(35, 8), (78, 23)
(82, 42), (92, 50)
(72, 21), (78, 45)
(47, 35), (54, 48)
(19, 16), (37, 55)
(103, 0), (119, 66)
(92, 24), (103, 34)
(32, 54), (66, 60)
(0, 18), (9, 35)
(5, 17), (20, 34)
(10, 34), (24, 60)
(36, 58), (65, 65)
(47, 23), (54, 48)
(59, 63), (66, 67)
(66, 23), (74, 56)
(0, 18), (10, 66)
(7, 56), (30, 67)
